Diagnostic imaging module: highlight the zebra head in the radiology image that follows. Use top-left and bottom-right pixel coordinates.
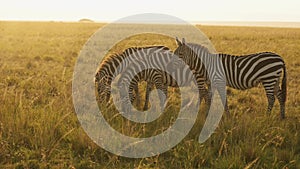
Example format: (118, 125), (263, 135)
(167, 37), (195, 72)
(174, 38), (199, 68)
(117, 78), (132, 114)
(174, 38), (213, 73)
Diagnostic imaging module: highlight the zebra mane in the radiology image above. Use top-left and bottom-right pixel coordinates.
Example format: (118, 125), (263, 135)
(133, 45), (170, 50)
(185, 43), (275, 59)
(185, 43), (211, 54)
(107, 45), (170, 59)
(124, 45), (170, 55)
(219, 51), (275, 58)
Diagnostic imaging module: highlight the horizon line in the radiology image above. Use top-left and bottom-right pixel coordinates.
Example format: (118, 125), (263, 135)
(1, 19), (300, 28)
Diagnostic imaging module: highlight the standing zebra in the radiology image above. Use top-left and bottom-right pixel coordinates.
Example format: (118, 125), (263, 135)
(94, 46), (170, 106)
(117, 48), (208, 112)
(172, 38), (287, 119)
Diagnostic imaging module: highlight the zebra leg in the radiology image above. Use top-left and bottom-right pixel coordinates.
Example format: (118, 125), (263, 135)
(128, 84), (140, 108)
(266, 94), (275, 114)
(262, 83), (276, 115)
(196, 82), (207, 104)
(124, 79), (139, 110)
(276, 90), (286, 119)
(143, 82), (153, 111)
(215, 82), (229, 115)
(105, 78), (112, 103)
(133, 83), (140, 108)
(205, 84), (212, 114)
(195, 76), (210, 113)
(199, 88), (208, 105)
(274, 80), (286, 119)
(155, 82), (168, 110)
(161, 85), (168, 109)
(105, 89), (111, 103)
(203, 83), (229, 116)
(119, 83), (131, 114)
(199, 88), (209, 115)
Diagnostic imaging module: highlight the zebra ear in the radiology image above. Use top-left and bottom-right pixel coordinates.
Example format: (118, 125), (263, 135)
(175, 37), (182, 46)
(182, 38), (186, 45)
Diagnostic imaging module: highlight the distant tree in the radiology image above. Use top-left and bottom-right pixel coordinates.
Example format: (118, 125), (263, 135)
(79, 18), (94, 23)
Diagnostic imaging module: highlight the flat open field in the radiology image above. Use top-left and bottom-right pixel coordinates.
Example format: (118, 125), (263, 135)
(0, 21), (299, 168)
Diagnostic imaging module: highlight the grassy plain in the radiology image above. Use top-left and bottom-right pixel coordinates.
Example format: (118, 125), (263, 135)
(0, 21), (299, 168)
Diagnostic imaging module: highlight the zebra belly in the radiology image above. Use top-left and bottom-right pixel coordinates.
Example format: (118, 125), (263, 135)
(226, 77), (260, 90)
(164, 71), (195, 87)
(225, 69), (260, 90)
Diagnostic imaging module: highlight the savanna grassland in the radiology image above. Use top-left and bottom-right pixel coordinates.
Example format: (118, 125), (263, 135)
(0, 21), (299, 168)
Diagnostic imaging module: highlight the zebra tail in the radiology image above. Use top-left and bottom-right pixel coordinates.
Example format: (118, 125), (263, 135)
(282, 64), (287, 103)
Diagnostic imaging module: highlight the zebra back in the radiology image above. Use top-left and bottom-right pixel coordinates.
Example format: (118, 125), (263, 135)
(118, 49), (198, 96)
(95, 46), (170, 82)
(94, 46), (171, 101)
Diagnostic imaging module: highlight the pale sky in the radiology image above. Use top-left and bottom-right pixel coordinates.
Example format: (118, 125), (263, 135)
(1, 0), (300, 22)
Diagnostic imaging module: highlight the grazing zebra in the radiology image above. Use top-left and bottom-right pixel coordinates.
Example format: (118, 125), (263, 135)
(94, 46), (170, 105)
(172, 38), (287, 118)
(117, 49), (208, 112)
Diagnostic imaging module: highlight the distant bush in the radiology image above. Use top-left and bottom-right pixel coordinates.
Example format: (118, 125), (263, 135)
(79, 18), (94, 23)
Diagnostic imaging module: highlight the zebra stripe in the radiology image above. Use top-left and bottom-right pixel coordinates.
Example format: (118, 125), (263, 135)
(173, 38), (287, 118)
(94, 46), (170, 103)
(117, 48), (208, 111)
